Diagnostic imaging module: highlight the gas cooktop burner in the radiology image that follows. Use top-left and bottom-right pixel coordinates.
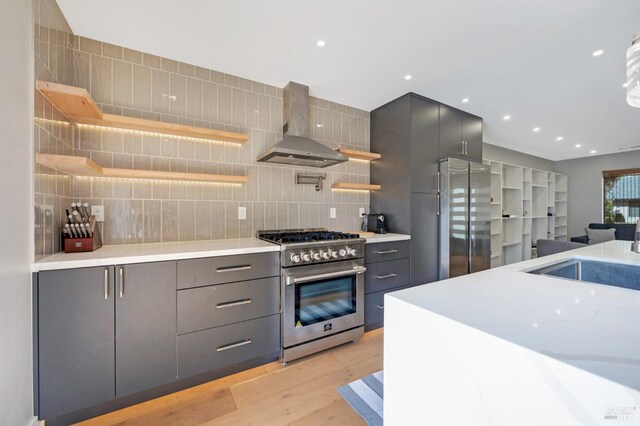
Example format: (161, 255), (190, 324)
(258, 229), (361, 244)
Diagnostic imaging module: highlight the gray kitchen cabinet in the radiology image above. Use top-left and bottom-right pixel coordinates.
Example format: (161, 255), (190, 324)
(410, 97), (440, 193)
(364, 258), (410, 294)
(410, 193), (440, 285)
(364, 285), (410, 332)
(177, 252), (279, 289)
(365, 240), (410, 263)
(115, 261), (177, 397)
(38, 266), (115, 419)
(439, 103), (483, 161)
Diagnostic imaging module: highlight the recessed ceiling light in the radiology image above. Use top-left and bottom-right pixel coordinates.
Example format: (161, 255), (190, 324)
(592, 49), (604, 57)
(623, 82), (629, 88)
(533, 127), (540, 132)
(590, 150), (597, 154)
(316, 40), (326, 47)
(575, 144), (582, 148)
(503, 115), (511, 120)
(556, 136), (564, 141)
(404, 74), (412, 80)
(462, 98), (469, 103)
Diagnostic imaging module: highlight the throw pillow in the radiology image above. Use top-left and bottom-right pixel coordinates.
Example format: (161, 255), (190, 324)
(585, 227), (616, 245)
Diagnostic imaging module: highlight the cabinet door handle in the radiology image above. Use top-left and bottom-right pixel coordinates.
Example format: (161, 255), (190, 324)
(104, 268), (109, 300)
(374, 249), (398, 255)
(216, 299), (252, 309)
(436, 193), (441, 216)
(216, 265), (251, 273)
(119, 267), (124, 299)
(376, 273), (398, 280)
(217, 339), (252, 352)
(376, 305), (384, 310)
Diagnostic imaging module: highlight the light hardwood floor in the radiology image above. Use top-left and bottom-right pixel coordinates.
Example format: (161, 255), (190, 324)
(78, 329), (383, 425)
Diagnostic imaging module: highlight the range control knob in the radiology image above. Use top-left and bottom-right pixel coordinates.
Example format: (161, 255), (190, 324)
(311, 251), (321, 261)
(330, 250), (339, 259)
(338, 249), (347, 257)
(290, 253), (301, 263)
(347, 247), (357, 256)
(301, 252), (311, 262)
(321, 251), (331, 260)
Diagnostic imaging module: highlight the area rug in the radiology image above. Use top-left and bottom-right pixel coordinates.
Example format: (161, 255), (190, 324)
(337, 370), (383, 426)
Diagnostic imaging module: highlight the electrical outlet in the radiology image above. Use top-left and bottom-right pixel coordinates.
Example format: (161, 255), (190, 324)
(329, 207), (337, 219)
(238, 206), (246, 220)
(359, 207), (366, 217)
(91, 205), (105, 222)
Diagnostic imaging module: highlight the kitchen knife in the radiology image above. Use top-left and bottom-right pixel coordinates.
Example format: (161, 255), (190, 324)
(72, 210), (81, 223)
(74, 223), (82, 238)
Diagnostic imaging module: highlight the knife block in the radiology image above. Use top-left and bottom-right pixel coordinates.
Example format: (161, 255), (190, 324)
(62, 219), (103, 253)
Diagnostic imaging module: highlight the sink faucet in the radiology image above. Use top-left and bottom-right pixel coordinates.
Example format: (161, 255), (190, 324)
(633, 220), (640, 253)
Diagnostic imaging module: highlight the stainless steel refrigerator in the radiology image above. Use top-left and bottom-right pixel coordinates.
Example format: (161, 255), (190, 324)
(439, 158), (491, 279)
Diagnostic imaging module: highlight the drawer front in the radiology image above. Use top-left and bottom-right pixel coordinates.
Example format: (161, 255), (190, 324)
(177, 314), (280, 379)
(177, 277), (280, 334)
(177, 252), (279, 289)
(364, 286), (410, 331)
(365, 240), (410, 263)
(364, 258), (410, 294)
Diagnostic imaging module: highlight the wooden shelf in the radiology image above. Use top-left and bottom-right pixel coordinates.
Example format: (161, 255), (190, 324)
(36, 153), (248, 184)
(335, 148), (381, 161)
(331, 183), (381, 191)
(36, 81), (248, 144)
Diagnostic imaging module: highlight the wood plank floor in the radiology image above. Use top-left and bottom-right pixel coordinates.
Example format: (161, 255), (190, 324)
(77, 329), (383, 426)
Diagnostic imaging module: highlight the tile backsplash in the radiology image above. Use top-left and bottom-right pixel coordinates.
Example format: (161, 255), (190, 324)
(34, 3), (372, 257)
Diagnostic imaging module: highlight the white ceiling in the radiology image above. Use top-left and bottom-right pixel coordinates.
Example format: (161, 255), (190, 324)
(57, 0), (640, 161)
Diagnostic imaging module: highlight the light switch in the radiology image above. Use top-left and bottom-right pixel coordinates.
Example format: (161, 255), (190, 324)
(238, 206), (247, 220)
(359, 207), (366, 217)
(330, 207), (337, 219)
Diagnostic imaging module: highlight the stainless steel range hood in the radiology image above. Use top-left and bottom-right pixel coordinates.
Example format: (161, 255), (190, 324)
(256, 82), (348, 168)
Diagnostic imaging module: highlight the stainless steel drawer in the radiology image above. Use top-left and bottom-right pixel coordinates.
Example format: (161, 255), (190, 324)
(177, 277), (280, 335)
(177, 314), (280, 379)
(364, 258), (410, 294)
(364, 285), (410, 331)
(177, 252), (279, 289)
(365, 240), (410, 263)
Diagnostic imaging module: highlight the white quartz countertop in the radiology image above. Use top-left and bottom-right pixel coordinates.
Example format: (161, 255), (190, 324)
(361, 233), (410, 244)
(33, 238), (280, 272)
(388, 240), (640, 392)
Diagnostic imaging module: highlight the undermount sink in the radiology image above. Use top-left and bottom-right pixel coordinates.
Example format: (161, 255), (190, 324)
(527, 257), (640, 291)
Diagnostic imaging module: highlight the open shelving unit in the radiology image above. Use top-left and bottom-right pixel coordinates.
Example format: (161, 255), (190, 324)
(485, 159), (568, 268)
(334, 148), (381, 161)
(36, 81), (249, 144)
(331, 182), (381, 191)
(36, 153), (248, 184)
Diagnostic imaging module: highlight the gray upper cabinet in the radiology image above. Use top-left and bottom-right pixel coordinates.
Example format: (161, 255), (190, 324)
(410, 97), (440, 193)
(38, 266), (116, 419)
(115, 261), (177, 398)
(439, 103), (483, 161)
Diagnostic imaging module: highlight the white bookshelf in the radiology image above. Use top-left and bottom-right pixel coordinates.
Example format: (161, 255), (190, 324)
(485, 159), (568, 267)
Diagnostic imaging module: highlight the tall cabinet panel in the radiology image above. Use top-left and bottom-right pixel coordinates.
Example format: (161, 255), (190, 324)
(410, 97), (440, 193)
(115, 261), (177, 397)
(410, 193), (439, 284)
(38, 267), (115, 419)
(439, 104), (464, 158)
(463, 114), (483, 161)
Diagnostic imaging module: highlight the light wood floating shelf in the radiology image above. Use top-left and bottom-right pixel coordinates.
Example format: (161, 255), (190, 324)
(331, 183), (381, 191)
(36, 81), (248, 144)
(335, 148), (381, 161)
(36, 153), (248, 184)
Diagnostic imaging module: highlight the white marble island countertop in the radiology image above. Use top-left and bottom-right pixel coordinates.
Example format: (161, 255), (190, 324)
(33, 238), (280, 272)
(385, 240), (640, 425)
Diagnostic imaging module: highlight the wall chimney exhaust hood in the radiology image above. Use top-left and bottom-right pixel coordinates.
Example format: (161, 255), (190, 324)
(256, 82), (348, 168)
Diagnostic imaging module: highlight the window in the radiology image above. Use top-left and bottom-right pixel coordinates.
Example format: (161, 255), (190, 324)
(603, 169), (640, 224)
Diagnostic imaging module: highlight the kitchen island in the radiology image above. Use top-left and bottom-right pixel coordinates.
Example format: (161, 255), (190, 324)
(384, 240), (640, 425)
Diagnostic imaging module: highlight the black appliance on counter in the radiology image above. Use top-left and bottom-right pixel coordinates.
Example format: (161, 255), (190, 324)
(367, 214), (387, 234)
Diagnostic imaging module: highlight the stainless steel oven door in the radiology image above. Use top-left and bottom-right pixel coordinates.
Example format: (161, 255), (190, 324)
(282, 259), (365, 348)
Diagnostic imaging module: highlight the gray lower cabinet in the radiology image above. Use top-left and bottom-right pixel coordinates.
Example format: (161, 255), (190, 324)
(177, 314), (280, 379)
(115, 261), (177, 397)
(177, 252), (279, 289)
(364, 241), (411, 331)
(38, 266), (116, 419)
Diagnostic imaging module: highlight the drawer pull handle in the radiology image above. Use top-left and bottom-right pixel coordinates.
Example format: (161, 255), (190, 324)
(374, 249), (398, 255)
(104, 268), (109, 300)
(216, 265), (252, 273)
(376, 305), (384, 310)
(216, 299), (252, 309)
(217, 339), (252, 352)
(376, 273), (398, 280)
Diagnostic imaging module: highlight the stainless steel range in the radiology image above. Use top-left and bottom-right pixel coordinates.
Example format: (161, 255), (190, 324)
(258, 229), (366, 364)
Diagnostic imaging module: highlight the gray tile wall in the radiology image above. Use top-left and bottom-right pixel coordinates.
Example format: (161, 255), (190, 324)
(70, 37), (372, 245)
(33, 0), (74, 260)
(34, 18), (372, 253)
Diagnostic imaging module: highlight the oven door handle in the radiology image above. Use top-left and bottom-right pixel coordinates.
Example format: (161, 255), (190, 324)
(285, 267), (367, 286)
